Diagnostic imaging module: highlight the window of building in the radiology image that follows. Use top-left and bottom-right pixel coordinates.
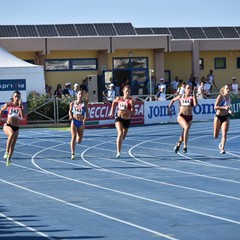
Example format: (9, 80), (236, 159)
(237, 57), (240, 68)
(199, 58), (204, 70)
(214, 58), (226, 69)
(45, 58), (97, 71)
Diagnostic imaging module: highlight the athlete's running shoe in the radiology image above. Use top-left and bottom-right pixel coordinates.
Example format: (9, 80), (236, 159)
(116, 152), (121, 158)
(174, 142), (180, 153)
(4, 152), (9, 159)
(218, 143), (222, 150)
(71, 154), (75, 160)
(220, 149), (225, 154)
(183, 147), (187, 153)
(6, 157), (11, 167)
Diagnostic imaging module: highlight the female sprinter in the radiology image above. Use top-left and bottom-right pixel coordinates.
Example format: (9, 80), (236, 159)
(0, 90), (24, 166)
(168, 84), (198, 153)
(214, 84), (233, 154)
(110, 85), (135, 158)
(69, 90), (88, 160)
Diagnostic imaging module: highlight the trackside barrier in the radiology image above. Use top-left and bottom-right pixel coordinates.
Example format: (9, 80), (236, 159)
(25, 96), (240, 127)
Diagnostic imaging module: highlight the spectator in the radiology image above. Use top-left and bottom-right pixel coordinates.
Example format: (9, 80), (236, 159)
(132, 78), (143, 95)
(146, 75), (156, 95)
(206, 69), (217, 90)
(171, 76), (179, 94)
(73, 83), (79, 97)
(45, 84), (52, 98)
(156, 85), (166, 101)
(231, 77), (239, 95)
(157, 78), (166, 92)
(197, 79), (208, 99)
(103, 83), (116, 104)
(204, 77), (211, 98)
(54, 84), (63, 98)
(176, 81), (186, 96)
(63, 82), (74, 97)
(80, 78), (88, 92)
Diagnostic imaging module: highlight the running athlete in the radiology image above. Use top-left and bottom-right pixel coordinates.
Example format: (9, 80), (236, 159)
(69, 90), (88, 160)
(213, 84), (233, 154)
(110, 85), (135, 158)
(168, 84), (198, 153)
(0, 91), (24, 166)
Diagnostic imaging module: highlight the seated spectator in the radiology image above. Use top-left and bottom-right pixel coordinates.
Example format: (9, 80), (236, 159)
(204, 77), (211, 98)
(54, 84), (63, 98)
(103, 83), (116, 104)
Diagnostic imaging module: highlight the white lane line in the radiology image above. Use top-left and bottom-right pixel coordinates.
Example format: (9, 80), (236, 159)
(0, 212), (56, 240)
(0, 178), (178, 240)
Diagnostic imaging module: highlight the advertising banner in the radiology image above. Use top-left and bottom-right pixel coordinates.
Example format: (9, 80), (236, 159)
(144, 99), (216, 125)
(87, 102), (144, 128)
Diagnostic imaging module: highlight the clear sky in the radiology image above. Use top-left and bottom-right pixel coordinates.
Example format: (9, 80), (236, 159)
(1, 0), (240, 28)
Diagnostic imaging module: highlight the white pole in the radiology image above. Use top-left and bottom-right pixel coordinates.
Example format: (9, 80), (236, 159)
(149, 69), (154, 101)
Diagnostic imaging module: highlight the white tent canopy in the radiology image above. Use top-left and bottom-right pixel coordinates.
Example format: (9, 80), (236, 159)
(0, 47), (45, 101)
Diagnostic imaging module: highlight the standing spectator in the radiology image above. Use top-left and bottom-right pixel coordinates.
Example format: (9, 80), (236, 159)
(204, 77), (211, 98)
(73, 83), (79, 97)
(64, 82), (74, 97)
(188, 73), (197, 89)
(80, 78), (88, 92)
(156, 85), (166, 101)
(157, 78), (166, 92)
(197, 79), (208, 99)
(176, 81), (186, 96)
(103, 83), (116, 104)
(231, 77), (239, 95)
(146, 75), (156, 95)
(54, 84), (63, 98)
(45, 84), (52, 98)
(132, 78), (143, 95)
(213, 85), (233, 154)
(171, 76), (179, 94)
(206, 69), (217, 90)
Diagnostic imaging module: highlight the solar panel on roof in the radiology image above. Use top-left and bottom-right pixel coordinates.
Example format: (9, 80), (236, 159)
(202, 27), (223, 38)
(75, 24), (97, 36)
(17, 25), (38, 37)
(169, 28), (189, 39)
(219, 27), (239, 38)
(151, 28), (170, 35)
(56, 24), (78, 36)
(36, 25), (58, 37)
(94, 23), (116, 36)
(135, 28), (153, 35)
(0, 25), (18, 37)
(113, 23), (136, 35)
(186, 27), (206, 39)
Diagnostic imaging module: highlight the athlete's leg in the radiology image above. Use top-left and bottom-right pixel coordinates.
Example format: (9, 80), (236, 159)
(115, 121), (124, 156)
(220, 118), (229, 151)
(70, 121), (77, 156)
(213, 116), (221, 139)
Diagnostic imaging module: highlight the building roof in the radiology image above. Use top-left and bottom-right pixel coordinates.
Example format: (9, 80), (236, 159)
(0, 23), (240, 39)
